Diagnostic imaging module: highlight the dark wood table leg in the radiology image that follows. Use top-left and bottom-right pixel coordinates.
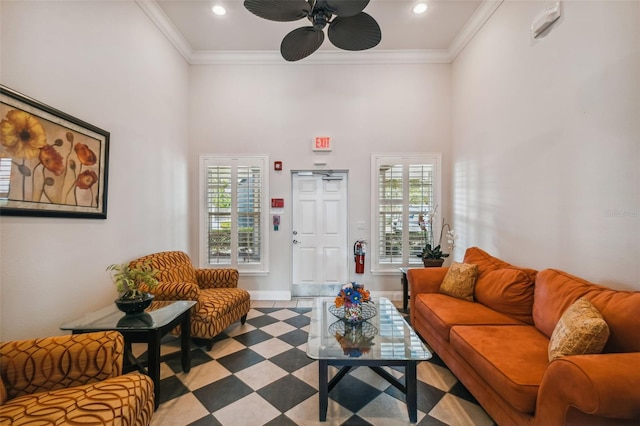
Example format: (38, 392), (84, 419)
(402, 271), (409, 312)
(148, 330), (161, 409)
(180, 309), (191, 373)
(406, 361), (418, 422)
(319, 360), (328, 421)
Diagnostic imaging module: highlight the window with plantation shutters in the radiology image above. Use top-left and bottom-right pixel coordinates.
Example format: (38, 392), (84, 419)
(0, 157), (11, 201)
(200, 155), (268, 272)
(371, 154), (441, 271)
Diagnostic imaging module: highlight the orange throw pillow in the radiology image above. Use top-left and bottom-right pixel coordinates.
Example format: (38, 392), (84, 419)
(439, 262), (478, 302)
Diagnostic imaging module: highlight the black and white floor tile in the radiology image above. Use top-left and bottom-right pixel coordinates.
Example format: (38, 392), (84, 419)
(142, 300), (495, 426)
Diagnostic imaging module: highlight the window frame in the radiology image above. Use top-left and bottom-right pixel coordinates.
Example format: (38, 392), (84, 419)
(370, 153), (442, 273)
(199, 154), (269, 274)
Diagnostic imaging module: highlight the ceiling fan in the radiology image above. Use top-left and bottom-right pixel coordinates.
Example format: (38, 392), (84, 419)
(243, 0), (382, 62)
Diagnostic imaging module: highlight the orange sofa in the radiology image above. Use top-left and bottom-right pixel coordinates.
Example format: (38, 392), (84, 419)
(409, 247), (640, 426)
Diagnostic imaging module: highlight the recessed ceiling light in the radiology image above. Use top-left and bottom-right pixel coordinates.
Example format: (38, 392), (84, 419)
(413, 3), (428, 14)
(212, 5), (226, 16)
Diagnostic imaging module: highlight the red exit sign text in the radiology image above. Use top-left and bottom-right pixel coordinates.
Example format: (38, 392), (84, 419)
(313, 137), (332, 151)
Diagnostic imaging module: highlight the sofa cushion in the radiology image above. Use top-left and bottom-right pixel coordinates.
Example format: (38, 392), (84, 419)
(1, 373), (154, 424)
(548, 297), (609, 360)
(439, 262), (478, 302)
(533, 269), (640, 353)
(588, 287), (640, 353)
(463, 247), (536, 276)
(132, 251), (197, 284)
(463, 247), (537, 323)
(414, 293), (523, 343)
(190, 287), (251, 338)
(451, 325), (549, 414)
(474, 268), (536, 324)
(463, 247), (515, 275)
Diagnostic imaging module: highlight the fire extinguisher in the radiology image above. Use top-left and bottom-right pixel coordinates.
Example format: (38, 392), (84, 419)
(354, 240), (366, 274)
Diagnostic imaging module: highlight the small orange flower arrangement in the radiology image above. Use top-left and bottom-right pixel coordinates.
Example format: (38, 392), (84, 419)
(334, 282), (371, 308)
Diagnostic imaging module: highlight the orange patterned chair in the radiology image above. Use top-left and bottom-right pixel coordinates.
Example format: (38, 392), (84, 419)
(0, 331), (154, 425)
(130, 251), (251, 350)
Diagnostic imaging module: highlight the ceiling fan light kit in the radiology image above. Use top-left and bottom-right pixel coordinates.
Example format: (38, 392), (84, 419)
(244, 0), (382, 61)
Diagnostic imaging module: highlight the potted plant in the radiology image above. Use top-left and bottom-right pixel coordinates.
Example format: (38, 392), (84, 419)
(417, 205), (457, 267)
(106, 262), (159, 314)
(420, 243), (450, 267)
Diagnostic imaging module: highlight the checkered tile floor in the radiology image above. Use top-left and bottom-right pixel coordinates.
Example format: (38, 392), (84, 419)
(145, 305), (495, 425)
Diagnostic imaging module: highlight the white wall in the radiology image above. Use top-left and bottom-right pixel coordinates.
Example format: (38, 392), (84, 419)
(188, 63), (452, 296)
(0, 1), (190, 340)
(451, 1), (640, 290)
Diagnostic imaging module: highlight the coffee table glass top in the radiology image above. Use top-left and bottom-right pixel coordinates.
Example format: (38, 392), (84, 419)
(60, 301), (196, 331)
(307, 297), (431, 360)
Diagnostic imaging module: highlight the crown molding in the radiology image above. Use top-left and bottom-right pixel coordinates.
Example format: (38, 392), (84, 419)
(135, 0), (193, 59)
(138, 0), (502, 66)
(448, 0), (504, 61)
(190, 49), (452, 65)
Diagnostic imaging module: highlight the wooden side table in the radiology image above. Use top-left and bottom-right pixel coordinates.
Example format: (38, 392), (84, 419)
(399, 267), (410, 312)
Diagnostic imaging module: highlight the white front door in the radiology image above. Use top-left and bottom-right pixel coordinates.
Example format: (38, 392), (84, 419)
(291, 171), (348, 296)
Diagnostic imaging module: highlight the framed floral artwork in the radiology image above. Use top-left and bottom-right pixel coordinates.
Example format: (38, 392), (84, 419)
(0, 85), (109, 218)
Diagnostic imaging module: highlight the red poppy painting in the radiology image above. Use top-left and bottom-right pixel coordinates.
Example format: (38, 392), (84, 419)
(0, 86), (109, 218)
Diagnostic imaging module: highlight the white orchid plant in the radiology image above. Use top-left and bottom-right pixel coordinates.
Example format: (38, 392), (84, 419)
(418, 205), (458, 260)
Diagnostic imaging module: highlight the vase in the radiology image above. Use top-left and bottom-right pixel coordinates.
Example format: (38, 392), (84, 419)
(423, 258), (445, 268)
(344, 304), (363, 323)
(115, 293), (154, 315)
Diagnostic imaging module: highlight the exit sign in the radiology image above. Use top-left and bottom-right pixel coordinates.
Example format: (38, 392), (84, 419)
(313, 136), (332, 151)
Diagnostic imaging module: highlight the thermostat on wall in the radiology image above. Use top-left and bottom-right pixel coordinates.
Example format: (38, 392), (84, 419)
(531, 1), (561, 38)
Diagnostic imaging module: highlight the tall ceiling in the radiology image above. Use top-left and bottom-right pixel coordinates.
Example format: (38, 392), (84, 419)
(137, 0), (502, 63)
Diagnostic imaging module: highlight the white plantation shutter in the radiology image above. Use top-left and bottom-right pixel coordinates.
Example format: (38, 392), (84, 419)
(372, 154), (441, 270)
(236, 165), (263, 264)
(206, 165), (232, 265)
(201, 156), (268, 271)
(408, 164), (434, 260)
(0, 157), (11, 200)
(377, 164), (404, 264)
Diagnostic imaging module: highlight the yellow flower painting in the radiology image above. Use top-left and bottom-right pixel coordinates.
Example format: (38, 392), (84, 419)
(0, 86), (109, 218)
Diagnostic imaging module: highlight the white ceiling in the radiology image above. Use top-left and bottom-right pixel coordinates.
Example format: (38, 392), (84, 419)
(137, 0), (502, 64)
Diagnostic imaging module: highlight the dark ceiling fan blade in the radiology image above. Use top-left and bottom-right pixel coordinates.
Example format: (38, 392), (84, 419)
(328, 12), (381, 51)
(280, 27), (325, 61)
(244, 0), (310, 22)
(324, 0), (370, 17)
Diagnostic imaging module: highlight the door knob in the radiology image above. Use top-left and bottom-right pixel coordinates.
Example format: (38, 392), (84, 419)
(292, 240), (300, 244)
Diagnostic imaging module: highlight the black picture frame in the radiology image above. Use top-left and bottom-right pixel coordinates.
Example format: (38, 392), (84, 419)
(0, 85), (109, 218)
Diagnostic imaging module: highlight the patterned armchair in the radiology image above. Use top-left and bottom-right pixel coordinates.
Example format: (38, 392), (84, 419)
(130, 251), (251, 350)
(0, 331), (154, 425)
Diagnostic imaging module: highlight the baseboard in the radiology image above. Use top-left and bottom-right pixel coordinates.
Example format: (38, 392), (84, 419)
(248, 290), (401, 302)
(371, 291), (402, 302)
(249, 290), (292, 300)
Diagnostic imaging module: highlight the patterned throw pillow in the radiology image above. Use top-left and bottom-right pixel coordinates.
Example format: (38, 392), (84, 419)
(439, 262), (478, 302)
(548, 297), (610, 361)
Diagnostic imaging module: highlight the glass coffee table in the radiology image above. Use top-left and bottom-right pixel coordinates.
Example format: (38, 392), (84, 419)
(307, 297), (431, 422)
(61, 300), (196, 408)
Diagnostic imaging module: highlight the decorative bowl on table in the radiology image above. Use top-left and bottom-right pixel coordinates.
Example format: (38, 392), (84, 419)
(329, 303), (377, 323)
(331, 282), (375, 323)
(115, 293), (154, 315)
(329, 320), (378, 357)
